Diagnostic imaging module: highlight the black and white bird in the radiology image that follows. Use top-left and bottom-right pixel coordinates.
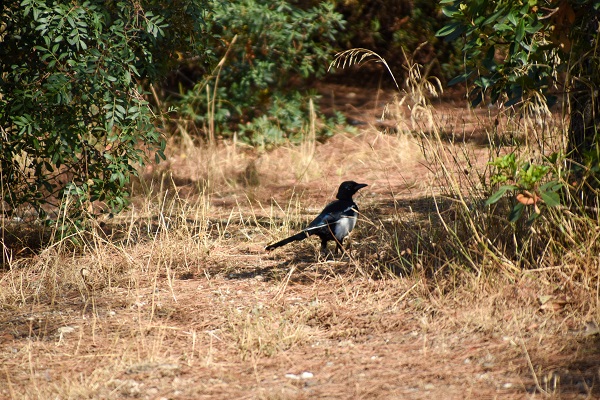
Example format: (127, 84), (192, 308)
(265, 181), (368, 254)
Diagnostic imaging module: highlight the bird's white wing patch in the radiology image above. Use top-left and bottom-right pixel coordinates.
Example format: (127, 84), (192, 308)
(303, 205), (358, 234)
(303, 214), (357, 238)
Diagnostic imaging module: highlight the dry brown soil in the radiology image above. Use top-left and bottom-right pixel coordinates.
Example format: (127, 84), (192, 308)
(1, 84), (598, 399)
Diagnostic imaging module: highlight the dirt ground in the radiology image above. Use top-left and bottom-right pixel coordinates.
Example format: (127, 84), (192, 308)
(1, 84), (598, 399)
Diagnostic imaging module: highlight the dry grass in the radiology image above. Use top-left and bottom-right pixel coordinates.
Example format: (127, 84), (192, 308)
(1, 76), (600, 399)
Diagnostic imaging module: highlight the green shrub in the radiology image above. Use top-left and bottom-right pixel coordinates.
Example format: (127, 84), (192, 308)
(0, 0), (210, 227)
(177, 0), (346, 146)
(486, 153), (563, 223)
(437, 0), (599, 198)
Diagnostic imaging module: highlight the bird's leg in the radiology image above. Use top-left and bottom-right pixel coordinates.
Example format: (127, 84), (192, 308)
(320, 239), (328, 256)
(335, 239), (345, 257)
(319, 239), (338, 261)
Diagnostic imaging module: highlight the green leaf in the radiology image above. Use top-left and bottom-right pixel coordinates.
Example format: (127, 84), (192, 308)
(493, 22), (512, 32)
(540, 191), (560, 207)
(507, 10), (518, 26)
(482, 6), (508, 27)
(486, 185), (518, 205)
(476, 75), (495, 89)
(436, 22), (463, 40)
(448, 70), (474, 86)
(515, 19), (525, 43)
(509, 203), (525, 222)
(525, 20), (543, 33)
(540, 181), (563, 192)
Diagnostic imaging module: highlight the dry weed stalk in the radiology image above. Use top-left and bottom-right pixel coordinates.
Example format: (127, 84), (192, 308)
(296, 98), (319, 182)
(329, 48), (400, 91)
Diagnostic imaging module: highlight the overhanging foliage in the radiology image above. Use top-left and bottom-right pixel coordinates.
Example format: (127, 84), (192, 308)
(0, 0), (210, 224)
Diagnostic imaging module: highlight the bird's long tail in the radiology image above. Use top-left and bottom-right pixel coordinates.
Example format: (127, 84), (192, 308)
(265, 231), (309, 251)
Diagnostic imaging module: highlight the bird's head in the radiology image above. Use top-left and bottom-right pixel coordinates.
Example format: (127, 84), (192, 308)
(336, 181), (368, 200)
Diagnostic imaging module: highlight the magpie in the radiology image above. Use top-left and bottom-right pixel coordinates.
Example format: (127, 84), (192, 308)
(266, 181), (368, 254)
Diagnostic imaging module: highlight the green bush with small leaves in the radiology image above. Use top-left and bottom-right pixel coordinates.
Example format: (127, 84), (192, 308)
(437, 0), (600, 210)
(438, 0), (599, 210)
(177, 0), (346, 146)
(0, 0), (210, 226)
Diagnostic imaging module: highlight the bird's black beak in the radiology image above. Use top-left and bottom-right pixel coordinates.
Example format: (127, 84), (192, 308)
(355, 183), (368, 190)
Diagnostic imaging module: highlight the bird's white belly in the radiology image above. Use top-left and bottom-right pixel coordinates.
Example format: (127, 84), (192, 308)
(334, 216), (357, 240)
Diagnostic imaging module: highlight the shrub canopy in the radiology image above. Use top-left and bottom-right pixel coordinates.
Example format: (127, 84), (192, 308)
(0, 0), (209, 221)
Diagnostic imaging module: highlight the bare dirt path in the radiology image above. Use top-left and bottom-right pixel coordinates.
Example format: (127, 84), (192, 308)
(2, 256), (595, 399)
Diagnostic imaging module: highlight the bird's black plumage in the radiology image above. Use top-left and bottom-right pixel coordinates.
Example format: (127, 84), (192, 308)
(266, 181), (368, 253)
